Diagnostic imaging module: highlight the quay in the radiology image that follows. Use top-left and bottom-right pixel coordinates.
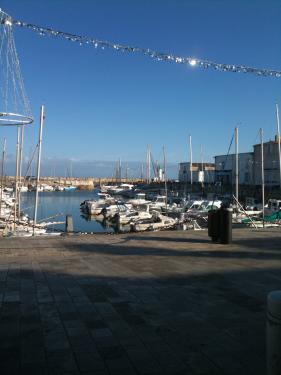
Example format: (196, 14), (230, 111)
(0, 228), (280, 374)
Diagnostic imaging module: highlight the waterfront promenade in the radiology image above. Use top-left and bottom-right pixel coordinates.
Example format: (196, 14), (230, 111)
(0, 228), (280, 374)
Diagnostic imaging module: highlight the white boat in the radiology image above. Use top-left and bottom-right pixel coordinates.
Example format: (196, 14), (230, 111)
(29, 185), (44, 192)
(19, 186), (28, 192)
(131, 211), (176, 232)
(3, 187), (13, 193)
(107, 184), (134, 195)
(64, 186), (77, 191)
(42, 184), (54, 192)
(264, 199), (281, 216)
(101, 203), (133, 219)
(186, 200), (206, 212)
(81, 195), (116, 215)
(112, 209), (152, 225)
(127, 193), (149, 206)
(100, 184), (114, 193)
(97, 192), (112, 199)
(149, 195), (168, 210)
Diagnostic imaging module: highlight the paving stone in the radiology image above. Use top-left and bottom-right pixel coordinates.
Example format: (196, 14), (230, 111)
(75, 352), (106, 371)
(0, 228), (279, 375)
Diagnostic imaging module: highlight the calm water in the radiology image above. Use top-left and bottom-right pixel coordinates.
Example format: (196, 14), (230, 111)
(21, 190), (115, 233)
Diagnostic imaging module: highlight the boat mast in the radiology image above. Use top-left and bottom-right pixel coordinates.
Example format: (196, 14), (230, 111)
(147, 145), (151, 184)
(119, 158), (121, 184)
(260, 128), (265, 227)
(235, 126), (239, 202)
(0, 138), (6, 216)
(200, 144), (204, 192)
(14, 127), (20, 231)
(200, 144), (204, 172)
(18, 126), (25, 221)
(33, 105), (44, 235)
(189, 135), (192, 189)
(163, 146), (168, 210)
(125, 163), (128, 181)
(141, 163), (143, 181)
(276, 103), (281, 189)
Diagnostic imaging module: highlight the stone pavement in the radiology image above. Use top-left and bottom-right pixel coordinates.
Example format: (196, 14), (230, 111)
(0, 227), (280, 375)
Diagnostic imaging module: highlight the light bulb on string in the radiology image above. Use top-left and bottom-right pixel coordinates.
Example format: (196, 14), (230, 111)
(189, 59), (197, 67)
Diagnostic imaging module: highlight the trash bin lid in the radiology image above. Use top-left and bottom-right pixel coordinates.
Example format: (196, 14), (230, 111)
(267, 290), (281, 319)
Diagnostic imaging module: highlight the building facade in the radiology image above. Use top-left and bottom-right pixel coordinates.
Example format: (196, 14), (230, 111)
(215, 152), (254, 185)
(214, 136), (281, 187)
(178, 162), (215, 184)
(253, 138), (281, 186)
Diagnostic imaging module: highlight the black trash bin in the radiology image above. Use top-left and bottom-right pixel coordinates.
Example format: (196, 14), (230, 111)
(208, 210), (220, 242)
(219, 208), (232, 244)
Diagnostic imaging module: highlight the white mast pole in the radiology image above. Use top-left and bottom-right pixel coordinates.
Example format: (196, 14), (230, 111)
(235, 127), (239, 202)
(0, 138), (6, 216)
(18, 126), (25, 221)
(33, 105), (44, 235)
(148, 146), (151, 184)
(200, 144), (204, 172)
(163, 146), (168, 210)
(14, 127), (20, 231)
(189, 135), (192, 188)
(275, 103), (281, 189)
(260, 128), (265, 227)
(200, 144), (204, 189)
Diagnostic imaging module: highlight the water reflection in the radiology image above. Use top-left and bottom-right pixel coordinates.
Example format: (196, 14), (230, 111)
(80, 212), (131, 234)
(21, 190), (115, 233)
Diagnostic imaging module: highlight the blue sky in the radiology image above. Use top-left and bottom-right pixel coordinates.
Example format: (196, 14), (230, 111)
(0, 0), (280, 177)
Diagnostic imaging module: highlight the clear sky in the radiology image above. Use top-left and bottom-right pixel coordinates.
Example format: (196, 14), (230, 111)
(0, 0), (280, 177)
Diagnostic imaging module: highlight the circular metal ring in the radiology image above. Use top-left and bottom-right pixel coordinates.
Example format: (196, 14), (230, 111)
(0, 112), (34, 126)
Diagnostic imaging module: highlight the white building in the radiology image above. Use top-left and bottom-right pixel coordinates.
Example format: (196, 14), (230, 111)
(253, 137), (281, 186)
(215, 152), (254, 185)
(178, 162), (215, 183)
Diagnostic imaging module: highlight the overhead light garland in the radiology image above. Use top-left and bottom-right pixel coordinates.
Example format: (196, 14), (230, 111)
(1, 11), (281, 78)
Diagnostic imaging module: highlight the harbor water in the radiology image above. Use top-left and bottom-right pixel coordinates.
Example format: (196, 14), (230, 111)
(21, 189), (115, 233)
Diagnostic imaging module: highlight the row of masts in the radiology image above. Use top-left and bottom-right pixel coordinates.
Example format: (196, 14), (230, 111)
(1, 105), (45, 235)
(184, 104), (281, 202)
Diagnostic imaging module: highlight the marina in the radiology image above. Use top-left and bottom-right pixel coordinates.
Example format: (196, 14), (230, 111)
(0, 3), (280, 375)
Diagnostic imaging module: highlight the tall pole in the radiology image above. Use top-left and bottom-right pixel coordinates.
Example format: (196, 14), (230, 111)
(200, 144), (204, 172)
(200, 144), (204, 190)
(189, 135), (192, 188)
(0, 138), (6, 216)
(163, 146), (168, 210)
(235, 127), (239, 202)
(276, 103), (281, 189)
(18, 126), (25, 221)
(260, 128), (265, 227)
(147, 145), (151, 184)
(14, 127), (20, 230)
(119, 158), (121, 183)
(33, 105), (45, 235)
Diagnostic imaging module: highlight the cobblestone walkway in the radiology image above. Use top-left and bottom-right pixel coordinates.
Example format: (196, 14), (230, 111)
(0, 228), (280, 374)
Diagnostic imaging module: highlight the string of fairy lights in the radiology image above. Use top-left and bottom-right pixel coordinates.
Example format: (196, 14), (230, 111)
(0, 11), (281, 78)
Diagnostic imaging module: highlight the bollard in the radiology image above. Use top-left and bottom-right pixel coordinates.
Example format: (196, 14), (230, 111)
(219, 208), (232, 244)
(65, 214), (73, 233)
(267, 291), (281, 375)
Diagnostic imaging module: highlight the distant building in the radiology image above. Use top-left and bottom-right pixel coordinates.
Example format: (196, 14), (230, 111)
(178, 162), (215, 183)
(215, 152), (254, 185)
(253, 136), (281, 186)
(214, 135), (281, 187)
